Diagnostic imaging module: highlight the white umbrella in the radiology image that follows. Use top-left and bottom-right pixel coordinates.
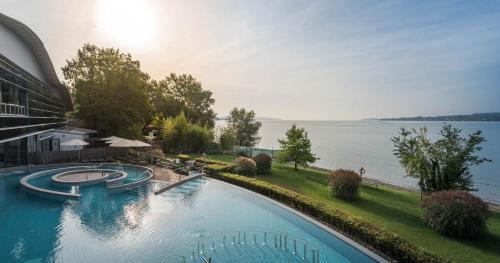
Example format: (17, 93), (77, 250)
(61, 139), (89, 160)
(132, 140), (151, 147)
(109, 139), (136, 147)
(61, 138), (89, 147)
(103, 136), (125, 142)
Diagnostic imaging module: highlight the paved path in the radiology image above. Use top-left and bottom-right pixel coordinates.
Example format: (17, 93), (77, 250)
(152, 166), (188, 182)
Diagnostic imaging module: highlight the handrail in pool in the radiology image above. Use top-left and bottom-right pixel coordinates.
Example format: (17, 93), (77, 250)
(106, 168), (153, 190)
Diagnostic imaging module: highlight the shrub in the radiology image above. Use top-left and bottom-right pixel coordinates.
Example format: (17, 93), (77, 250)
(237, 150), (250, 158)
(194, 158), (226, 165)
(177, 154), (191, 164)
(209, 172), (446, 263)
(421, 191), (490, 239)
(329, 169), (362, 200)
(205, 163), (235, 174)
(253, 153), (272, 174)
(233, 157), (256, 176)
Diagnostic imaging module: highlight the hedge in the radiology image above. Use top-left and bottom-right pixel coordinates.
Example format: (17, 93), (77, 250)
(209, 172), (448, 263)
(177, 154), (191, 164)
(194, 157), (228, 166)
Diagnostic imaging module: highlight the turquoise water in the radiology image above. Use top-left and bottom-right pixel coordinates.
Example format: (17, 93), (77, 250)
(254, 120), (500, 203)
(0, 165), (377, 263)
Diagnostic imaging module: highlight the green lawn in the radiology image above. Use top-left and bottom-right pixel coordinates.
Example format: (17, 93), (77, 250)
(192, 153), (500, 263)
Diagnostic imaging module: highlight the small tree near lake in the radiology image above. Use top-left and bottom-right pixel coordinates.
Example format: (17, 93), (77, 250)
(226, 107), (262, 147)
(392, 124), (490, 194)
(278, 124), (318, 170)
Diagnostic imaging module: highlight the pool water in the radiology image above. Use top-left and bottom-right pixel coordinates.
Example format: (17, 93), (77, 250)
(0, 165), (378, 263)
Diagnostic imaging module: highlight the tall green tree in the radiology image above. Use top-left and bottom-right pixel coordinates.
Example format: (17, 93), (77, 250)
(161, 112), (211, 153)
(153, 73), (216, 127)
(392, 124), (490, 194)
(277, 124), (317, 170)
(62, 44), (152, 138)
(226, 107), (262, 147)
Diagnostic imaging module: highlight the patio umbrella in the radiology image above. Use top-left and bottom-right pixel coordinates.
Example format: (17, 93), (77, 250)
(109, 139), (151, 148)
(108, 139), (136, 147)
(102, 136), (125, 143)
(61, 138), (89, 160)
(132, 140), (151, 147)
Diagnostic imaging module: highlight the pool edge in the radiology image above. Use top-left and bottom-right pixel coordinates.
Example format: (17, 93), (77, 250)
(209, 176), (389, 263)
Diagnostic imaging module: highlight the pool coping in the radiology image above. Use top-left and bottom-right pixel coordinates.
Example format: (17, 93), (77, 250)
(210, 177), (388, 263)
(17, 163), (153, 200)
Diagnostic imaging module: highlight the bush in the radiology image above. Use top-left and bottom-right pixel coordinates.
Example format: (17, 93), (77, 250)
(177, 154), (191, 164)
(209, 172), (446, 263)
(233, 157), (256, 176)
(329, 169), (362, 200)
(161, 112), (211, 153)
(205, 163), (235, 174)
(421, 191), (490, 239)
(194, 158), (228, 166)
(237, 150), (250, 158)
(253, 153), (272, 174)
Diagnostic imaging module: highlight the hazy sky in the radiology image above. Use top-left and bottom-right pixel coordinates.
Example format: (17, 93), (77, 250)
(2, 0), (500, 120)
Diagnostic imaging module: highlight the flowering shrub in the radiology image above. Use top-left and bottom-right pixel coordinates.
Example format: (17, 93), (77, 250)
(233, 157), (256, 176)
(329, 169), (362, 200)
(253, 153), (272, 174)
(421, 191), (490, 239)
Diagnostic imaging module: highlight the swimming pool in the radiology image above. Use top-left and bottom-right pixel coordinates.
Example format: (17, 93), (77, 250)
(0, 165), (383, 262)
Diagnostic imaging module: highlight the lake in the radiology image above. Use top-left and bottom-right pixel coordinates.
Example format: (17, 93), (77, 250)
(255, 120), (500, 204)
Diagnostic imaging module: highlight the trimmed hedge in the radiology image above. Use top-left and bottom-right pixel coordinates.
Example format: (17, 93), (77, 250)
(205, 163), (235, 174)
(194, 157), (228, 166)
(177, 154), (191, 164)
(209, 172), (447, 263)
(233, 157), (257, 176)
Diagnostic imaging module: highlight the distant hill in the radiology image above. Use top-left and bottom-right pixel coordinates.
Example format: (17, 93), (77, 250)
(381, 112), (500, 122)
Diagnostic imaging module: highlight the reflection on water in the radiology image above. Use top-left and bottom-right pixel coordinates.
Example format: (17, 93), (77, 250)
(1, 170), (375, 263)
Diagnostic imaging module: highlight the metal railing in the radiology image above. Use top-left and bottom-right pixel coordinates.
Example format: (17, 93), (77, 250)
(0, 102), (26, 115)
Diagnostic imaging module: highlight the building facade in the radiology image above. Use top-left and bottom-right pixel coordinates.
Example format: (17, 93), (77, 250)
(0, 13), (72, 169)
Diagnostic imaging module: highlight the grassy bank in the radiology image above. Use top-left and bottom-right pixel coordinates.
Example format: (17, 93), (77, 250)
(184, 153), (500, 262)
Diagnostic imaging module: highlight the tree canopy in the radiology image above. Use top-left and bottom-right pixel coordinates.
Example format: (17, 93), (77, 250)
(160, 112), (211, 153)
(392, 124), (490, 194)
(277, 124), (317, 170)
(62, 44), (152, 138)
(153, 73), (216, 127)
(226, 107), (262, 147)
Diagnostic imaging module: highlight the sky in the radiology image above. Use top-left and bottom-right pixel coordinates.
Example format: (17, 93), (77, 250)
(1, 0), (500, 120)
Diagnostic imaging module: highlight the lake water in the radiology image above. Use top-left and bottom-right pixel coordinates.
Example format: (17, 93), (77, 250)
(255, 120), (500, 204)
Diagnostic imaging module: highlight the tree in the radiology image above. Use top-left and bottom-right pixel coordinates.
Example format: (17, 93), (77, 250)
(153, 73), (216, 127)
(62, 44), (152, 138)
(392, 124), (490, 194)
(161, 112), (211, 153)
(219, 127), (238, 152)
(226, 107), (262, 147)
(277, 124), (317, 170)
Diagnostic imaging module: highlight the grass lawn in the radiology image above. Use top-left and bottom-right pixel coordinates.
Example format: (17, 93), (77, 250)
(187, 153), (500, 263)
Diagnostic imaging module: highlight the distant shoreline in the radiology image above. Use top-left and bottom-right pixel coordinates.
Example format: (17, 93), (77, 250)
(380, 112), (500, 122)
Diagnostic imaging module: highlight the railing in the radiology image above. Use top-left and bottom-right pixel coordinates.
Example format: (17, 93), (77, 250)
(0, 102), (26, 115)
(183, 229), (321, 263)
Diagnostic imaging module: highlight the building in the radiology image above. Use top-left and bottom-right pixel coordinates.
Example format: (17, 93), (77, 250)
(0, 13), (72, 169)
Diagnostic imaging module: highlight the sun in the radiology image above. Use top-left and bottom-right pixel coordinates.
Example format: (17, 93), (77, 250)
(95, 0), (157, 49)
